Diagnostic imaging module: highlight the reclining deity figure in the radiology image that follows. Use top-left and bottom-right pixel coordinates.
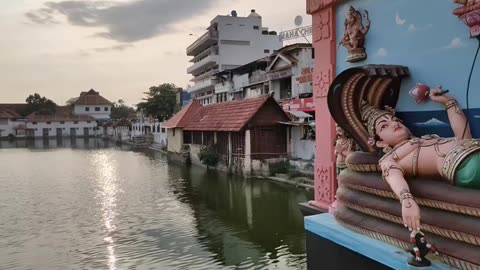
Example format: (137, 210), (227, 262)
(360, 87), (480, 233)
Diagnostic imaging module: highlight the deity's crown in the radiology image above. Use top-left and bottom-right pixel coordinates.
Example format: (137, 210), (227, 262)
(360, 101), (396, 137)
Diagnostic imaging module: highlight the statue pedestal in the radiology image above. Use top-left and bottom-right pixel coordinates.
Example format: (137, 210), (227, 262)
(305, 214), (451, 270)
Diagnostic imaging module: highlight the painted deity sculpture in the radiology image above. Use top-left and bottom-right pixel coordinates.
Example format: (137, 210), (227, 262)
(452, 0), (480, 37)
(338, 6), (371, 62)
(360, 87), (480, 233)
(328, 65), (480, 269)
(334, 124), (355, 174)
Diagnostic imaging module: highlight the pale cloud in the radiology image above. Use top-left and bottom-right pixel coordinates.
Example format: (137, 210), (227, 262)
(395, 12), (406, 25)
(2, 0), (312, 105)
(374, 48), (388, 57)
(407, 23), (432, 32)
(444, 37), (467, 49)
(26, 0), (219, 43)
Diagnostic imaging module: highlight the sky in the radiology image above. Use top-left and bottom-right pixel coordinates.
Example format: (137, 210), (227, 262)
(0, 0), (311, 106)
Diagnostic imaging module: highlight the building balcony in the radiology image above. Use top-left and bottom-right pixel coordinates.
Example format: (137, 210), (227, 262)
(190, 69), (218, 82)
(186, 31), (219, 56)
(186, 78), (215, 93)
(215, 81), (234, 93)
(190, 46), (218, 63)
(187, 54), (219, 75)
(249, 73), (267, 85)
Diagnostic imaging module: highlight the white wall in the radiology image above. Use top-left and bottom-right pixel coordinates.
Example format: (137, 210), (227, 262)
(291, 48), (314, 97)
(26, 120), (97, 137)
(113, 126), (130, 141)
(216, 16), (281, 68)
(290, 126), (315, 160)
(167, 128), (183, 153)
(0, 119), (16, 137)
(74, 105), (111, 120)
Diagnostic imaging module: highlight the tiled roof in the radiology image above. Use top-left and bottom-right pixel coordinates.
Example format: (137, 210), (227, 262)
(184, 96), (274, 132)
(164, 100), (202, 128)
(74, 89), (112, 105)
(0, 109), (21, 119)
(27, 109), (95, 122)
(0, 104), (29, 116)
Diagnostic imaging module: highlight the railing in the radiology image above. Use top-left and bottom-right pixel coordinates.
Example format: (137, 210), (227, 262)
(186, 31), (218, 55)
(191, 69), (218, 82)
(190, 46), (218, 63)
(187, 79), (215, 93)
(187, 54), (219, 74)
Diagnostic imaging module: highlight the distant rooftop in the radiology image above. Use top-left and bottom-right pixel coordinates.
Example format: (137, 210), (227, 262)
(74, 89), (112, 106)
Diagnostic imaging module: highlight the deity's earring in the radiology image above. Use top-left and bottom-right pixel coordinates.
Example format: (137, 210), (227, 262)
(383, 146), (393, 153)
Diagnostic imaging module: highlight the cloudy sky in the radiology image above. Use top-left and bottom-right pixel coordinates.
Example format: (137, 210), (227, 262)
(1, 0), (311, 106)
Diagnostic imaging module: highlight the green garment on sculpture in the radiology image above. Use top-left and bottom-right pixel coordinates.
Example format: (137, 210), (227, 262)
(455, 152), (480, 189)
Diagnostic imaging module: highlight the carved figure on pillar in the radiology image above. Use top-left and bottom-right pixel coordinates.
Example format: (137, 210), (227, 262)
(338, 6), (370, 62)
(334, 124), (355, 174)
(452, 0), (480, 38)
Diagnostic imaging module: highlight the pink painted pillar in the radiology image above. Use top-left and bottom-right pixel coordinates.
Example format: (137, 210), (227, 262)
(307, 0), (339, 211)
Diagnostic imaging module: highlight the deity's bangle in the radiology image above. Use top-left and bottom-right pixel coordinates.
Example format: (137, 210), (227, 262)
(400, 192), (414, 204)
(444, 99), (461, 113)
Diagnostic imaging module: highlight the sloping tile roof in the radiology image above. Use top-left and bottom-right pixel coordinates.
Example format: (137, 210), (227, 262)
(0, 104), (29, 116)
(74, 89), (112, 105)
(184, 96), (274, 132)
(27, 108), (95, 122)
(0, 109), (21, 119)
(164, 100), (202, 128)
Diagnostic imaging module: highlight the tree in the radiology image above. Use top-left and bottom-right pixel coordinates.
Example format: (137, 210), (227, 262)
(137, 83), (179, 121)
(65, 97), (78, 106)
(111, 99), (135, 120)
(23, 93), (57, 116)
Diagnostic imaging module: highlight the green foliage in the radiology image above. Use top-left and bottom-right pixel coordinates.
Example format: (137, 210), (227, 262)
(198, 145), (219, 168)
(111, 99), (135, 120)
(269, 160), (290, 176)
(23, 93), (57, 116)
(136, 83), (179, 121)
(65, 97), (78, 106)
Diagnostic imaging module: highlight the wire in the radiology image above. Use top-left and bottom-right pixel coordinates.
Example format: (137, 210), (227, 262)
(462, 36), (480, 139)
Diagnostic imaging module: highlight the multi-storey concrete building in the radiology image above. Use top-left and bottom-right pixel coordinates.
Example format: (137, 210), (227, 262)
(186, 9), (282, 105)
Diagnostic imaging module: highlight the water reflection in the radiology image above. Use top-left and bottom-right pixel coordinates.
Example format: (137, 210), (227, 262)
(92, 152), (119, 270)
(0, 143), (312, 269)
(0, 137), (116, 150)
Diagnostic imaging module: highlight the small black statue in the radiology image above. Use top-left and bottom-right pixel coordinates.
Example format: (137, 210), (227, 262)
(408, 231), (440, 267)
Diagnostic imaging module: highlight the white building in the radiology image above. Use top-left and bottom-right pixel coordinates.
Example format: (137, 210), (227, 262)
(73, 89), (112, 121)
(186, 9), (282, 105)
(0, 109), (27, 138)
(266, 43), (314, 102)
(26, 111), (97, 137)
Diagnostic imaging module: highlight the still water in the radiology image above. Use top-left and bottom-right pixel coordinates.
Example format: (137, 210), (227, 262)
(0, 138), (312, 270)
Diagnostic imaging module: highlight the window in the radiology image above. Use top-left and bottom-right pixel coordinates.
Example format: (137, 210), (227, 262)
(264, 49), (270, 53)
(311, 47), (315, 59)
(85, 107), (90, 111)
(32, 122), (37, 125)
(220, 40), (250, 46)
(74, 121), (78, 124)
(104, 107), (109, 111)
(95, 107), (100, 111)
(172, 129), (175, 136)
(60, 121), (65, 124)
(87, 121), (91, 123)
(46, 121), (51, 124)
(253, 25), (259, 30)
